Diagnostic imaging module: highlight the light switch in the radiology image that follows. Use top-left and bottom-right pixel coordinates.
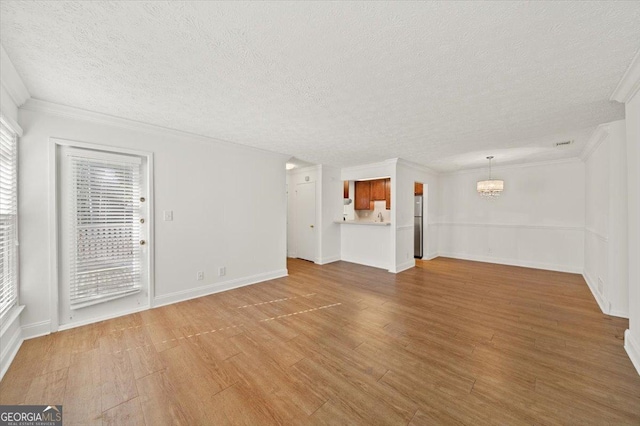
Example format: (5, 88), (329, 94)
(163, 210), (173, 221)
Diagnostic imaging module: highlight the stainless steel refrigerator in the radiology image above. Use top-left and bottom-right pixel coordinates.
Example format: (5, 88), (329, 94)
(414, 195), (423, 259)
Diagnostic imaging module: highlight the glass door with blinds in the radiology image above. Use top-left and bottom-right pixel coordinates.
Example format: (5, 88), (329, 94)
(58, 146), (149, 326)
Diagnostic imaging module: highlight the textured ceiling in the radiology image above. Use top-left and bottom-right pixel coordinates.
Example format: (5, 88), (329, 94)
(1, 1), (639, 171)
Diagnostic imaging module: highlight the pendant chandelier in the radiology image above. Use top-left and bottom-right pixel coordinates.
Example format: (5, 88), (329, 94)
(477, 156), (504, 197)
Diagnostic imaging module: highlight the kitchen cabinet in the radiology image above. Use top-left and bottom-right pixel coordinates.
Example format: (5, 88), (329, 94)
(354, 180), (372, 210)
(371, 179), (385, 200)
(385, 178), (391, 209)
(415, 182), (423, 195)
(343, 180), (349, 198)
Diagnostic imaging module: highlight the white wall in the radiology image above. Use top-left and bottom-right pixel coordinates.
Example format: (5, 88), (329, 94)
(341, 160), (396, 270)
(436, 159), (585, 273)
(394, 159), (440, 271)
(1, 85), (18, 123)
(583, 121), (628, 317)
(625, 91), (640, 373)
(18, 102), (288, 336)
(319, 165), (342, 264)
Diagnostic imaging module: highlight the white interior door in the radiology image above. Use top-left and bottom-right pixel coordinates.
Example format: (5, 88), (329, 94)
(295, 182), (316, 262)
(58, 146), (149, 327)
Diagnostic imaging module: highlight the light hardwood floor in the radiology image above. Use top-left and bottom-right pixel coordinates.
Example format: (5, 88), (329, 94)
(1, 258), (639, 425)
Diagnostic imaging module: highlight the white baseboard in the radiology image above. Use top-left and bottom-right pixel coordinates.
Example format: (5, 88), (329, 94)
(437, 252), (583, 274)
(423, 253), (439, 261)
(21, 319), (52, 340)
(392, 259), (415, 273)
(609, 308), (630, 319)
(316, 255), (341, 265)
(0, 326), (22, 380)
(57, 305), (150, 332)
(153, 269), (288, 308)
(624, 329), (640, 376)
(582, 272), (610, 315)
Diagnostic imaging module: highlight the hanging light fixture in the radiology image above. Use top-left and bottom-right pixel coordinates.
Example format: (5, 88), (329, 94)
(477, 156), (504, 197)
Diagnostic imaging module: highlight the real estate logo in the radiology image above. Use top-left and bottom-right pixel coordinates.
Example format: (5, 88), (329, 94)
(0, 405), (62, 426)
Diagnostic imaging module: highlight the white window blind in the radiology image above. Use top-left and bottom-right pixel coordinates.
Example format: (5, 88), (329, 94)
(0, 117), (19, 321)
(69, 154), (142, 308)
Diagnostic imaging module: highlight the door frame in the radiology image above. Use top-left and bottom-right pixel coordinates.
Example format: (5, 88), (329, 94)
(294, 181), (317, 262)
(48, 137), (155, 332)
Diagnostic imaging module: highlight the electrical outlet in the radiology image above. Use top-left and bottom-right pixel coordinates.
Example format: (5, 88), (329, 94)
(163, 210), (173, 221)
(197, 271), (204, 281)
(218, 267), (226, 277)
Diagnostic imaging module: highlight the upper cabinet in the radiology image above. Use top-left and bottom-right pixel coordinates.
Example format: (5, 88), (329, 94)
(414, 182), (424, 195)
(343, 180), (349, 198)
(371, 179), (385, 201)
(354, 180), (372, 210)
(354, 178), (391, 210)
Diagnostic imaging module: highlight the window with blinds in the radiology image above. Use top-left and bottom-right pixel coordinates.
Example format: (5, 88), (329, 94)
(0, 117), (19, 322)
(69, 154), (142, 308)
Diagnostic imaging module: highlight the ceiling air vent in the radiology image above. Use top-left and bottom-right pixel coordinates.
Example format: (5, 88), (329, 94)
(554, 140), (573, 148)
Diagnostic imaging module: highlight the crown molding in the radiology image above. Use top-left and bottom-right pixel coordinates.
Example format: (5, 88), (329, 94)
(440, 157), (583, 176)
(340, 158), (397, 180)
(580, 123), (611, 161)
(611, 48), (640, 103)
(396, 158), (439, 176)
(20, 98), (289, 160)
(0, 112), (23, 137)
(287, 164), (321, 175)
(0, 45), (30, 107)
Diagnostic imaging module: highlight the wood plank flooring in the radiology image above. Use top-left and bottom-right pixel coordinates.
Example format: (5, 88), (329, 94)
(1, 257), (639, 425)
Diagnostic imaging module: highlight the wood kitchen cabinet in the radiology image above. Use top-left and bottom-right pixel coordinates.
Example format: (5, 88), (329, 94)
(371, 179), (385, 200)
(343, 180), (349, 198)
(385, 178), (391, 209)
(354, 180), (372, 210)
(414, 182), (424, 195)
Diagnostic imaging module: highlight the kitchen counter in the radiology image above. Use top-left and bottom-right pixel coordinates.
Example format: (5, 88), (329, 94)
(335, 220), (391, 226)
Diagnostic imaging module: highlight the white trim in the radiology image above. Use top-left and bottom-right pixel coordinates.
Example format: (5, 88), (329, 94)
(583, 272), (609, 315)
(393, 259), (415, 273)
(48, 137), (155, 333)
(433, 222), (583, 232)
(57, 305), (150, 332)
(423, 253), (439, 261)
(21, 320), (52, 339)
(152, 269), (288, 308)
(339, 258), (389, 271)
(287, 164), (321, 176)
(585, 227), (608, 243)
(439, 157), (583, 176)
(0, 325), (22, 380)
(609, 308), (629, 319)
(438, 252), (583, 274)
(396, 158), (439, 176)
(624, 330), (640, 376)
(22, 99), (288, 160)
(580, 124), (610, 161)
(0, 112), (23, 137)
(611, 49), (640, 103)
(0, 45), (30, 107)
(396, 224), (414, 231)
(316, 255), (341, 265)
(341, 158), (397, 181)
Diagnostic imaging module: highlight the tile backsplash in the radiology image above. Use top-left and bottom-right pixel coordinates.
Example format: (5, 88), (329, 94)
(355, 200), (391, 222)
